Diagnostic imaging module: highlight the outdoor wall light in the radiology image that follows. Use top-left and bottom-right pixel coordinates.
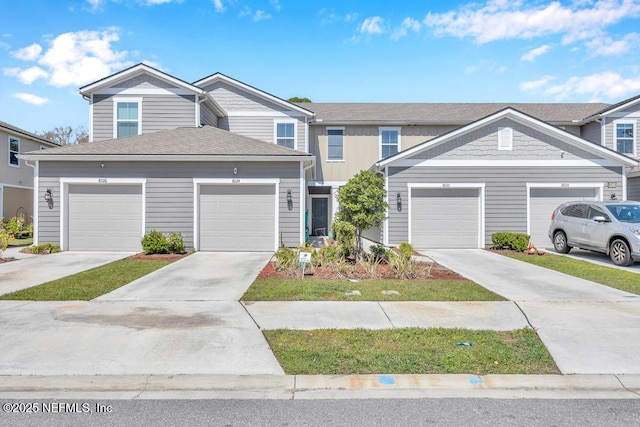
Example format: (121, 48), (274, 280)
(286, 189), (293, 210)
(397, 192), (402, 212)
(233, 167), (238, 174)
(44, 188), (53, 202)
(611, 193), (617, 200)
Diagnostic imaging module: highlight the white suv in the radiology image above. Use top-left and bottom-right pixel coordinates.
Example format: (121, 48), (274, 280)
(548, 201), (640, 266)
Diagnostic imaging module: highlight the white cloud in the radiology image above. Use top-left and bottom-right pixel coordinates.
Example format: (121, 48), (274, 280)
(3, 66), (49, 84)
(520, 75), (556, 91)
(12, 43), (43, 61)
(13, 92), (51, 105)
(522, 71), (640, 100)
(360, 16), (384, 35)
(319, 9), (358, 25)
(391, 17), (421, 41)
(213, 0), (224, 12)
(586, 33), (640, 56)
(270, 0), (281, 11)
(86, 0), (104, 11)
(253, 10), (271, 21)
(6, 29), (131, 88)
(423, 0), (640, 45)
(521, 44), (551, 61)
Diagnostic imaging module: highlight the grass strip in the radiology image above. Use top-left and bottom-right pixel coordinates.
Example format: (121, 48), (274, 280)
(8, 237), (33, 247)
(264, 328), (558, 375)
(242, 278), (505, 301)
(0, 259), (173, 301)
(503, 252), (640, 295)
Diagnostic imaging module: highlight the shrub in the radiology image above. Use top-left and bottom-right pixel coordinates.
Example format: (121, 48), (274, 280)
(3, 215), (25, 238)
(274, 247), (298, 271)
(369, 243), (389, 263)
(21, 243), (61, 254)
(492, 232), (530, 252)
(0, 230), (10, 253)
(332, 220), (356, 257)
(166, 232), (186, 254)
(389, 242), (419, 279)
(314, 244), (341, 267)
(141, 230), (169, 254)
(397, 242), (414, 260)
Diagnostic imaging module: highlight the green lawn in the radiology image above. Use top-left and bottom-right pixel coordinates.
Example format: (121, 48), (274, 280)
(264, 328), (558, 375)
(0, 259), (173, 300)
(503, 252), (640, 295)
(8, 236), (33, 247)
(242, 278), (505, 301)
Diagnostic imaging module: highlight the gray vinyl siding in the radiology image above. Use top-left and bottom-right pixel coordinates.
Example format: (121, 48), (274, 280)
(581, 121), (602, 145)
(200, 103), (219, 127)
(203, 81), (286, 112)
(412, 119), (602, 161)
(38, 161), (303, 249)
(36, 176), (61, 245)
(91, 94), (197, 142)
(387, 166), (623, 246)
(220, 116), (307, 152)
(362, 226), (382, 243)
(628, 176), (640, 202)
(116, 75), (178, 89)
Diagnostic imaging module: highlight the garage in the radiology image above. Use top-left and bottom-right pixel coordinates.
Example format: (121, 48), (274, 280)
(67, 184), (143, 251)
(410, 187), (482, 248)
(199, 184), (276, 251)
(528, 187), (599, 247)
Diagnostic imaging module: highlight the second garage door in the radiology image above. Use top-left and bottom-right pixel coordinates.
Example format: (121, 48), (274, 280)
(68, 184), (143, 251)
(411, 188), (481, 249)
(529, 187), (598, 247)
(199, 184), (276, 251)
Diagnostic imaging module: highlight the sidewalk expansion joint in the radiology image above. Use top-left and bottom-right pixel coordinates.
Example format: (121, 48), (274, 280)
(513, 301), (535, 330)
(615, 374), (640, 397)
(377, 302), (396, 328)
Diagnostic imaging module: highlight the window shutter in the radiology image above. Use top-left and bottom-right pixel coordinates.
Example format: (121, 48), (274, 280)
(498, 127), (513, 151)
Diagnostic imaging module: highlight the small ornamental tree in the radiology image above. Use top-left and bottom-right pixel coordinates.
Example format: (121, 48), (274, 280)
(336, 170), (388, 259)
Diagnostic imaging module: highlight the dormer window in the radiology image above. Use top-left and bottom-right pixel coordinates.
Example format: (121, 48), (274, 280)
(113, 98), (142, 138)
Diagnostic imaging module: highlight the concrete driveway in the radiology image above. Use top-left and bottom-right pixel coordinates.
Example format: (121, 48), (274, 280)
(422, 249), (640, 375)
(0, 251), (133, 296)
(0, 252), (283, 376)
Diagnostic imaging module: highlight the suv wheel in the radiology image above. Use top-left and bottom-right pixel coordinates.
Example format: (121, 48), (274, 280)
(610, 239), (633, 266)
(553, 231), (571, 254)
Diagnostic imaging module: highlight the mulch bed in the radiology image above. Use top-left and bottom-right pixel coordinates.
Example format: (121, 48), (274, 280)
(256, 260), (466, 280)
(126, 253), (189, 261)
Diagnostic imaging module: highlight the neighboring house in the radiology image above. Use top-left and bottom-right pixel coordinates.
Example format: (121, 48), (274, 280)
(19, 63), (640, 251)
(1, 121), (57, 224)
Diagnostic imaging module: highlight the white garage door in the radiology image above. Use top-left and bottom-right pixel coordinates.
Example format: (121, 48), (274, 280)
(529, 187), (598, 247)
(68, 184), (143, 251)
(411, 188), (480, 249)
(199, 184), (275, 251)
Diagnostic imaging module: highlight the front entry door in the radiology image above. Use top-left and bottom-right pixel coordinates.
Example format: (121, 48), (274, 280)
(311, 198), (329, 236)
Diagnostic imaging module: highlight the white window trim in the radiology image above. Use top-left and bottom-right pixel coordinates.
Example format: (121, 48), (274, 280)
(406, 183), (485, 249)
(113, 97), (143, 139)
(192, 178), (280, 252)
(274, 120), (298, 150)
(327, 127), (345, 162)
(8, 136), (20, 168)
(379, 127), (401, 160)
(613, 120), (636, 157)
(498, 127), (513, 151)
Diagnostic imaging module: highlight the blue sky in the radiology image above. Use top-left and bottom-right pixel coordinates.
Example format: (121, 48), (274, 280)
(2, 0), (640, 134)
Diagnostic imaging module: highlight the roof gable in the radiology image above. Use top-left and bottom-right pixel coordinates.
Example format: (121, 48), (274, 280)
(595, 94), (640, 117)
(0, 121), (59, 146)
(193, 73), (314, 117)
(375, 108), (637, 169)
(79, 63), (206, 97)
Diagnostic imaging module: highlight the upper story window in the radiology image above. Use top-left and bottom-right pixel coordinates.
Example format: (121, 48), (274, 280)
(327, 128), (344, 161)
(113, 98), (142, 138)
(8, 136), (20, 167)
(615, 121), (635, 155)
(380, 127), (400, 159)
(275, 121), (296, 149)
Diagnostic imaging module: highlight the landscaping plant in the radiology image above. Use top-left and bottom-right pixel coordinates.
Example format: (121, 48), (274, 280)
(141, 230), (186, 254)
(491, 232), (530, 252)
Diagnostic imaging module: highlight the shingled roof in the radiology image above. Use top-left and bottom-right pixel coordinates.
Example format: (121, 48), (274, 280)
(297, 102), (610, 124)
(0, 121), (59, 146)
(20, 125), (312, 159)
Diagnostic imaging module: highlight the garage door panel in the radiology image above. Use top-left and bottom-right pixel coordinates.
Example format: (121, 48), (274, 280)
(68, 184), (143, 251)
(199, 184), (275, 252)
(529, 187), (598, 247)
(411, 188), (480, 249)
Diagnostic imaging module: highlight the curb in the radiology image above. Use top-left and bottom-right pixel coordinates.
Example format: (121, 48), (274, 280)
(0, 374), (638, 400)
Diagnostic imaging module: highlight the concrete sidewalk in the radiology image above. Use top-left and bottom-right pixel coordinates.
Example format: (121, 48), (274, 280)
(0, 251), (133, 296)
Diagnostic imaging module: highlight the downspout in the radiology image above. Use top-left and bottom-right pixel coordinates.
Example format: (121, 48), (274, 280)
(596, 117), (605, 147)
(25, 160), (38, 245)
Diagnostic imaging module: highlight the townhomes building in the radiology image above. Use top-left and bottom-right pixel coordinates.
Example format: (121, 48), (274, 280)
(19, 64), (640, 251)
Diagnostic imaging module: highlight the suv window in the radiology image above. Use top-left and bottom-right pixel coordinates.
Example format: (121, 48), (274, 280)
(560, 204), (588, 218)
(606, 204), (640, 223)
(587, 206), (610, 221)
